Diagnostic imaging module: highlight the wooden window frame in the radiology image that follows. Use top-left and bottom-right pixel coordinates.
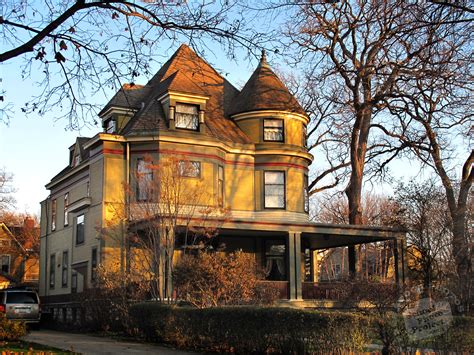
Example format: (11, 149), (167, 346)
(178, 160), (201, 178)
(62, 250), (68, 287)
(175, 103), (199, 131)
(263, 170), (286, 210)
(263, 119), (284, 143)
(218, 165), (224, 207)
(51, 199), (57, 231)
(136, 158), (154, 202)
(76, 214), (85, 245)
(64, 193), (69, 227)
(49, 254), (56, 289)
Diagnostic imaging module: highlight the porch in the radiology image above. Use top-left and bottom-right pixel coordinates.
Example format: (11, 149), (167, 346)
(214, 219), (406, 301)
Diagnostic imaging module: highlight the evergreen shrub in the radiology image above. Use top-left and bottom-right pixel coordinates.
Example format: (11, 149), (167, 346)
(130, 303), (370, 353)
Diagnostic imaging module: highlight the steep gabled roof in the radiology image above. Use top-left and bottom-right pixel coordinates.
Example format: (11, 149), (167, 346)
(228, 52), (306, 116)
(49, 137), (91, 184)
(99, 84), (149, 116)
(118, 44), (252, 144)
(75, 137), (92, 162)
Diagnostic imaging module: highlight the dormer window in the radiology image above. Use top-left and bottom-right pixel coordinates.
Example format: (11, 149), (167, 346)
(175, 103), (199, 130)
(263, 119), (284, 142)
(105, 119), (116, 134)
(74, 155), (81, 166)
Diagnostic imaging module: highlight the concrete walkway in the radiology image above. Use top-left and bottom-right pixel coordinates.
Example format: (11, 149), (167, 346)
(23, 330), (194, 354)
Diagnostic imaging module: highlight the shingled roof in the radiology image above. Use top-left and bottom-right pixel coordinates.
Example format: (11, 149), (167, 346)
(119, 44), (252, 144)
(228, 52), (306, 117)
(102, 45), (306, 143)
(99, 84), (149, 116)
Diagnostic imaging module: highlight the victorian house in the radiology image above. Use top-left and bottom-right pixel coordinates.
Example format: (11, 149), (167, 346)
(39, 45), (405, 303)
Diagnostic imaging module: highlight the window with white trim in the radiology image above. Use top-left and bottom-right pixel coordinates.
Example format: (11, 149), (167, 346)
(175, 103), (199, 130)
(51, 199), (57, 231)
(218, 165), (224, 207)
(264, 171), (285, 209)
(76, 214), (85, 245)
(137, 158), (153, 201)
(263, 119), (284, 142)
(179, 160), (201, 178)
(105, 119), (116, 134)
(64, 193), (69, 226)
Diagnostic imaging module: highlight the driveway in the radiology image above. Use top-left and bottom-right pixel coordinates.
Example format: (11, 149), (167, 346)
(23, 330), (194, 354)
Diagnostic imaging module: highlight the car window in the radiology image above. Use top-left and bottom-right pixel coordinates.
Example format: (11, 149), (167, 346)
(6, 292), (38, 304)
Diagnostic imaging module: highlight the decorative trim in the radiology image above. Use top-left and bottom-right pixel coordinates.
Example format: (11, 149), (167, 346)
(99, 107), (137, 119)
(68, 197), (91, 213)
(231, 110), (309, 124)
(157, 91), (210, 103)
(135, 149), (308, 171)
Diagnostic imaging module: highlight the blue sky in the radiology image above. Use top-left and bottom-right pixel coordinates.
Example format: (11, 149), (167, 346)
(0, 40), (259, 216)
(2, 2), (462, 217)
(1, 1), (289, 216)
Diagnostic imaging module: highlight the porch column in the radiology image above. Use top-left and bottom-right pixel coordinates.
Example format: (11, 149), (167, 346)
(288, 231), (302, 300)
(393, 238), (406, 287)
(348, 245), (356, 278)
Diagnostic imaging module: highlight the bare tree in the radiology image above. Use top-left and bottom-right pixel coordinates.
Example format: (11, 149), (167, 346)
(0, 168), (16, 212)
(315, 191), (398, 281)
(392, 179), (454, 292)
(380, 25), (473, 305)
(101, 156), (228, 301)
(1, 0), (267, 127)
(280, 0), (471, 274)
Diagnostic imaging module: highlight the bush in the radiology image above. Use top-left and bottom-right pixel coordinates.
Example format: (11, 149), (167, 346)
(0, 315), (26, 341)
(81, 264), (147, 333)
(130, 303), (370, 353)
(174, 251), (278, 308)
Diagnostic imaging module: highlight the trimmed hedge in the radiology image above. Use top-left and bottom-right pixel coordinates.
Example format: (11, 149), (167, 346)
(130, 303), (370, 353)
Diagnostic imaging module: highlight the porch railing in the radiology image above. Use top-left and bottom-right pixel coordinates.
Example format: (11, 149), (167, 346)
(302, 281), (397, 300)
(302, 282), (348, 300)
(258, 281), (289, 300)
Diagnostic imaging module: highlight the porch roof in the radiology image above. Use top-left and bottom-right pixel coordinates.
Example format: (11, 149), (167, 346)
(130, 215), (405, 249)
(216, 219), (406, 249)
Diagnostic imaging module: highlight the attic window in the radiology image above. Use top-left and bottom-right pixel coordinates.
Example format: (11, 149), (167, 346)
(264, 119), (284, 142)
(105, 119), (116, 134)
(175, 103), (199, 131)
(74, 155), (81, 166)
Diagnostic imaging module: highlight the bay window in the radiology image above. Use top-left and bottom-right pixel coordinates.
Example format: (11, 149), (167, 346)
(264, 171), (285, 209)
(263, 119), (284, 142)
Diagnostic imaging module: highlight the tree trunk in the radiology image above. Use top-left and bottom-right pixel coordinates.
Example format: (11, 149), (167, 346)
(452, 208), (471, 311)
(345, 108), (372, 278)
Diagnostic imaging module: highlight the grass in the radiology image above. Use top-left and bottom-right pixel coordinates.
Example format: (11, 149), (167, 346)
(0, 340), (74, 354)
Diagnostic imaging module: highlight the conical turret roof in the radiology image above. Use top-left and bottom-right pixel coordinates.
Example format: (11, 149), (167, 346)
(229, 51), (306, 116)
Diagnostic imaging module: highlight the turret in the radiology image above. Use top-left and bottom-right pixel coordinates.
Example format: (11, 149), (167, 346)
(229, 51), (313, 216)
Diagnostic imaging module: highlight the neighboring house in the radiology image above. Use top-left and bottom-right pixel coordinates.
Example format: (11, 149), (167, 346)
(39, 45), (405, 302)
(0, 218), (40, 289)
(318, 245), (394, 282)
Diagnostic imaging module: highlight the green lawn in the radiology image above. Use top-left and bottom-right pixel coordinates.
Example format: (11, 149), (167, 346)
(0, 341), (74, 354)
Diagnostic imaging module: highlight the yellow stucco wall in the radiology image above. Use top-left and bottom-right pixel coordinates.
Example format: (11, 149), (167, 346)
(233, 112), (307, 147)
(40, 110), (312, 296)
